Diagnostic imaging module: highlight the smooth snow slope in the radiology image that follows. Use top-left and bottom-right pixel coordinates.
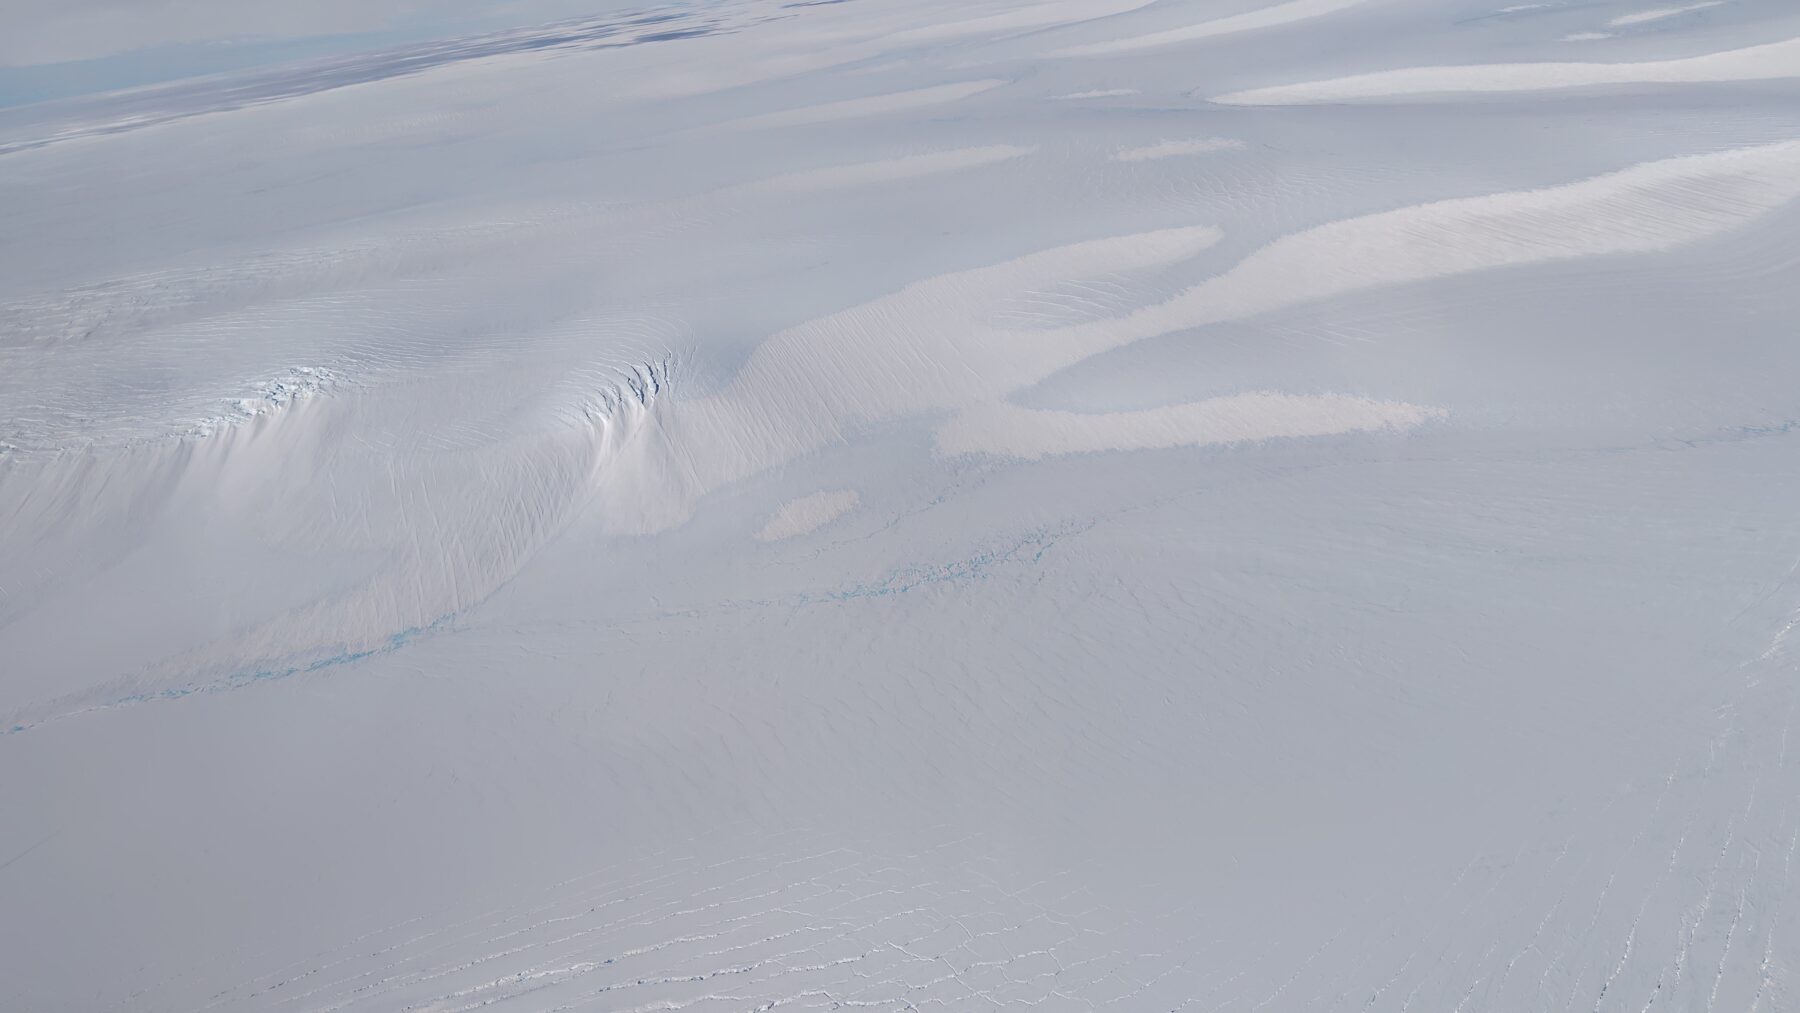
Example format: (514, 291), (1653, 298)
(4, 0), (1800, 1010)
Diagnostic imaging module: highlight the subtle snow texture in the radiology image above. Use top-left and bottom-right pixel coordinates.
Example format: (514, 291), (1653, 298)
(1111, 137), (1246, 161)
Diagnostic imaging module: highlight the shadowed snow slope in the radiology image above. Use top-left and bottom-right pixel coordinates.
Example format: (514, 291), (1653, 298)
(6, 0), (1800, 1010)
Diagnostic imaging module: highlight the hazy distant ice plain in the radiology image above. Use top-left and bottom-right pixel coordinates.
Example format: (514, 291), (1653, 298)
(4, 0), (1800, 1009)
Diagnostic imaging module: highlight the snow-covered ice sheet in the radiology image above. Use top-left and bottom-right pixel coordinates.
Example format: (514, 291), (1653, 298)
(5, 0), (1800, 1009)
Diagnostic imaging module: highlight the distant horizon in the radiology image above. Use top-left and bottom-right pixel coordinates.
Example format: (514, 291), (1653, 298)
(0, 0), (684, 108)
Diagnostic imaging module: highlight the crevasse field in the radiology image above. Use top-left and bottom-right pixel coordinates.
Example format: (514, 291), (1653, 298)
(4, 0), (1800, 1009)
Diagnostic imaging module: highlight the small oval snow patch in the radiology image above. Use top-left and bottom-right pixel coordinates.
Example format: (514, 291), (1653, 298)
(756, 490), (860, 541)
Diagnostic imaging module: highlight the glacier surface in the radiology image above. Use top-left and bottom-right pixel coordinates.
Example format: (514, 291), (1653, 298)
(4, 0), (1800, 1009)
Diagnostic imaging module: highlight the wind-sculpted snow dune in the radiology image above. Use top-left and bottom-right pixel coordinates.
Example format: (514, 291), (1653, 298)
(5, 0), (1800, 1010)
(1214, 35), (1800, 104)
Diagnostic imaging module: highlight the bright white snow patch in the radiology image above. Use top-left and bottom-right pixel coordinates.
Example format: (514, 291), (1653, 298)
(1112, 138), (1245, 162)
(935, 394), (1445, 460)
(755, 489), (860, 541)
(1609, 1), (1725, 26)
(1214, 35), (1800, 103)
(1054, 88), (1141, 99)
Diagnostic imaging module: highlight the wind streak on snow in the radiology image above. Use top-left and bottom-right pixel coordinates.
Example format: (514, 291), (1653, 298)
(1112, 138), (1245, 162)
(1054, 88), (1140, 99)
(1069, 140), (1800, 342)
(935, 394), (1444, 461)
(599, 141), (1800, 534)
(1609, 1), (1726, 26)
(1214, 35), (1800, 104)
(1051, 0), (1375, 58)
